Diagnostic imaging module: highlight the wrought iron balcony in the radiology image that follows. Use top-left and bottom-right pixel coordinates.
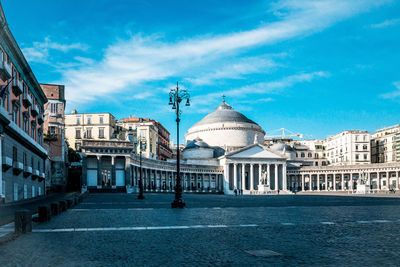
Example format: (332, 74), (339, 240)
(23, 93), (32, 107)
(0, 60), (11, 81)
(31, 104), (39, 117)
(12, 79), (23, 96)
(38, 114), (44, 124)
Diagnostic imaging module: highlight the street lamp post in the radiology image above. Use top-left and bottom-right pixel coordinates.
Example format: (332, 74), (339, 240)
(134, 136), (145, 199)
(169, 81), (190, 209)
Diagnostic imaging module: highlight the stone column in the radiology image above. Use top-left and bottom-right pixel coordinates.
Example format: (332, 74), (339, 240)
(258, 164), (262, 190)
(274, 164), (278, 191)
(301, 174), (305, 191)
(333, 174), (337, 191)
(282, 164), (287, 191)
(341, 174), (344, 191)
(267, 164), (271, 189)
(97, 156), (101, 188)
(349, 173), (353, 191)
(317, 173), (320, 191)
(309, 174), (313, 191)
(111, 157), (116, 187)
(387, 171), (390, 190)
(396, 171), (399, 190)
(241, 164), (246, 191)
(325, 174), (328, 191)
(250, 164), (254, 192)
(201, 173), (205, 191)
(233, 163), (238, 190)
(195, 173), (198, 191)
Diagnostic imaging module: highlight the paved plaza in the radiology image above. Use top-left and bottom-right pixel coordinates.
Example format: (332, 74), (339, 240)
(1, 193), (400, 266)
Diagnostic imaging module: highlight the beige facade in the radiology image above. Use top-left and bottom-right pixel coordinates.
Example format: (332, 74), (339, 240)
(65, 111), (116, 150)
(290, 139), (328, 166)
(118, 118), (164, 160)
(326, 130), (371, 166)
(371, 124), (400, 163)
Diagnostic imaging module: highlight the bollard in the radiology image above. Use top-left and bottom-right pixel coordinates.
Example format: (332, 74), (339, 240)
(50, 202), (60, 216)
(15, 210), (32, 234)
(59, 200), (67, 212)
(66, 199), (73, 208)
(38, 205), (51, 222)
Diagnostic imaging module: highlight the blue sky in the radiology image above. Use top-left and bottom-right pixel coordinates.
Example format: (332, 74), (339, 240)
(2, 0), (400, 143)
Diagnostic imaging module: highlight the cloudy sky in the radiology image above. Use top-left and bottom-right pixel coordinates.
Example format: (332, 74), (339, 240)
(2, 0), (400, 142)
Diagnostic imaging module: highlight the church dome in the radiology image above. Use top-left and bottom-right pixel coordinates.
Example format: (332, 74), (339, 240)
(184, 138), (211, 150)
(185, 99), (265, 150)
(191, 102), (257, 127)
(182, 138), (214, 159)
(270, 142), (294, 152)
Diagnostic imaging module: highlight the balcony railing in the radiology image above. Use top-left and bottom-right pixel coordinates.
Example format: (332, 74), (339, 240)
(12, 161), (24, 173)
(0, 60), (11, 81)
(2, 156), (12, 169)
(12, 79), (23, 96)
(23, 93), (33, 107)
(31, 104), (39, 117)
(23, 165), (32, 177)
(38, 114), (44, 124)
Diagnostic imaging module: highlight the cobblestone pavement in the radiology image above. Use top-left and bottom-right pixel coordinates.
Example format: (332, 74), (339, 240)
(1, 193), (400, 266)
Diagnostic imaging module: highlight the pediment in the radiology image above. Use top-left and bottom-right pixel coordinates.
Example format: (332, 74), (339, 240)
(225, 144), (285, 159)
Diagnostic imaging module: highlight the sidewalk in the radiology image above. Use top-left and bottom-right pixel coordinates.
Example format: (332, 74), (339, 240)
(0, 191), (80, 227)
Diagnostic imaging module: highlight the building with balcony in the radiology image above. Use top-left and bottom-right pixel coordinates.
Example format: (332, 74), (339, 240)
(65, 111), (117, 151)
(0, 3), (48, 203)
(371, 124), (400, 163)
(41, 84), (68, 192)
(290, 139), (328, 167)
(325, 130), (371, 166)
(118, 116), (172, 160)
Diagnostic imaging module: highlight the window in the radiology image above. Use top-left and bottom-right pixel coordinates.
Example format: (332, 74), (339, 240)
(87, 117), (91, 124)
(24, 184), (27, 199)
(99, 128), (105, 138)
(364, 154), (367, 160)
(32, 186), (35, 198)
(12, 103), (19, 124)
(140, 130), (146, 139)
(356, 154), (359, 160)
(14, 183), (18, 201)
(31, 156), (34, 170)
(363, 145), (367, 150)
(308, 153), (312, 158)
(99, 117), (103, 124)
(23, 152), (27, 167)
(315, 153), (319, 158)
(2, 181), (5, 196)
(86, 128), (92, 138)
(75, 129), (81, 138)
(50, 126), (56, 134)
(12, 146), (17, 164)
(76, 117), (81, 125)
(355, 145), (359, 151)
(315, 162), (319, 166)
(37, 160), (40, 173)
(31, 122), (36, 139)
(23, 115), (28, 132)
(301, 153), (305, 158)
(50, 103), (57, 114)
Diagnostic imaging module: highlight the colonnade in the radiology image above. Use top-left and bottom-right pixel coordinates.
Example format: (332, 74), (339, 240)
(288, 169), (400, 192)
(130, 165), (223, 192)
(226, 162), (287, 193)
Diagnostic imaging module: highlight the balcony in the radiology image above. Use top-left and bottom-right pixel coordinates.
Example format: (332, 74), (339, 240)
(12, 79), (23, 96)
(12, 161), (24, 174)
(32, 169), (40, 180)
(0, 60), (11, 81)
(38, 114), (44, 124)
(39, 172), (46, 182)
(2, 156), (12, 170)
(31, 104), (39, 117)
(23, 93), (32, 107)
(23, 165), (32, 177)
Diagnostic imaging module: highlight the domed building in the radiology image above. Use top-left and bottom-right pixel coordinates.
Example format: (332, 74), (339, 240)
(185, 100), (265, 153)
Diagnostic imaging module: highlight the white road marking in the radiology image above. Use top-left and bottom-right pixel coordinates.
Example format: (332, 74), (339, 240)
(32, 224), (258, 233)
(321, 222), (335, 225)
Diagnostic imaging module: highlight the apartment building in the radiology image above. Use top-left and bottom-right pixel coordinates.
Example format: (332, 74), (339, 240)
(118, 116), (172, 160)
(0, 4), (48, 203)
(291, 139), (328, 166)
(371, 124), (400, 163)
(326, 130), (371, 166)
(65, 111), (116, 151)
(42, 84), (68, 191)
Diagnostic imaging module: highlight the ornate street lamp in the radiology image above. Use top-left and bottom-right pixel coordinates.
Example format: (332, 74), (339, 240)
(169, 81), (190, 208)
(134, 135), (146, 199)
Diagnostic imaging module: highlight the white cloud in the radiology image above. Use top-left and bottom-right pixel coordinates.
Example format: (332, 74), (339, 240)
(380, 82), (400, 99)
(22, 37), (88, 63)
(188, 71), (328, 113)
(370, 18), (400, 28)
(55, 0), (384, 105)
